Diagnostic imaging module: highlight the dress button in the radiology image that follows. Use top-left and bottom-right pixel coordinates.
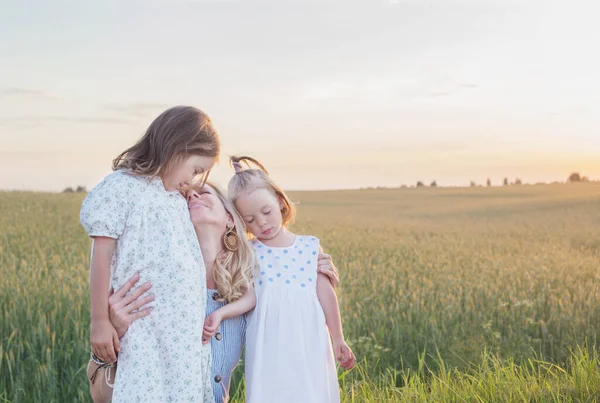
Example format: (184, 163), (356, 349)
(215, 332), (222, 341)
(212, 292), (219, 300)
(214, 375), (222, 383)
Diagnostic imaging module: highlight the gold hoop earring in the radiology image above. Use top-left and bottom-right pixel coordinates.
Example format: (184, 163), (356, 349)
(223, 226), (240, 252)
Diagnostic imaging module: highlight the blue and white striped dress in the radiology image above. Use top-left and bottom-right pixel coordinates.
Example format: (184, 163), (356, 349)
(206, 289), (247, 403)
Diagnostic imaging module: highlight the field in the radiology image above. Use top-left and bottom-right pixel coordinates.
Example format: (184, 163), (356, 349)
(2, 183), (600, 402)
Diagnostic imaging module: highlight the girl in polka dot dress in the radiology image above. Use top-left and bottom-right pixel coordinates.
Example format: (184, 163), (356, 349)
(214, 156), (356, 403)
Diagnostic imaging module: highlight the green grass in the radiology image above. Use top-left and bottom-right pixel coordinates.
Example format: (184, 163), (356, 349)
(2, 183), (600, 402)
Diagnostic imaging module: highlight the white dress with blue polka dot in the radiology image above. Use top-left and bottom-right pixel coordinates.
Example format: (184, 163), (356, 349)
(244, 236), (340, 403)
(206, 289), (246, 403)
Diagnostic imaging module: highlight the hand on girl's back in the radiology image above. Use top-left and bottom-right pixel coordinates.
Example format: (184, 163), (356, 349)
(316, 252), (340, 287)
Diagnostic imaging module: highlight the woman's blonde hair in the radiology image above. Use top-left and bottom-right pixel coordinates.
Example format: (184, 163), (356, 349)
(227, 156), (296, 228)
(112, 106), (220, 184)
(201, 181), (256, 303)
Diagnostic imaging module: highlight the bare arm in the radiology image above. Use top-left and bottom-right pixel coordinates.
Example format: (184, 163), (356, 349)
(316, 273), (344, 341)
(203, 287), (256, 343)
(89, 237), (119, 363)
(87, 273), (155, 403)
(316, 273), (356, 369)
(217, 287), (256, 320)
(90, 237), (114, 321)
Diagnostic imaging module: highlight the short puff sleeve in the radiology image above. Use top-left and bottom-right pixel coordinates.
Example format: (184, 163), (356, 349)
(80, 171), (132, 239)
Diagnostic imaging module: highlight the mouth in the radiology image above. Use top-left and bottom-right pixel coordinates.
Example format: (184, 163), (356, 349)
(261, 228), (272, 235)
(188, 201), (210, 210)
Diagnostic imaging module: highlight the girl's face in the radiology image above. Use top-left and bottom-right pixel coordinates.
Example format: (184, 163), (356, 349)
(186, 185), (232, 232)
(163, 155), (216, 191)
(235, 187), (284, 241)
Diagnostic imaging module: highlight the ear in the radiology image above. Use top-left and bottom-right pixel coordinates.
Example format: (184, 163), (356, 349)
(226, 213), (235, 229)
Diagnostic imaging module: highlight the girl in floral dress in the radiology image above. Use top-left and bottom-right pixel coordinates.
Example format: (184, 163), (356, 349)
(80, 105), (219, 403)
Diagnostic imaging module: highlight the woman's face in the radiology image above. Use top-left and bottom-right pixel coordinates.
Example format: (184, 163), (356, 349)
(186, 184), (232, 233)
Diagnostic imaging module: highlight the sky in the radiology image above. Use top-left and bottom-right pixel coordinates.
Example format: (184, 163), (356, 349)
(1, 0), (599, 191)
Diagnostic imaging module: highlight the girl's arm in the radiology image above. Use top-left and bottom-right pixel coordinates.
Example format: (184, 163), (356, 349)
(202, 287), (256, 343)
(87, 273), (155, 403)
(316, 273), (356, 370)
(90, 237), (120, 363)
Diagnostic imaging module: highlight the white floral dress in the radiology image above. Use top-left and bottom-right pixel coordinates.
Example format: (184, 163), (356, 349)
(80, 170), (214, 403)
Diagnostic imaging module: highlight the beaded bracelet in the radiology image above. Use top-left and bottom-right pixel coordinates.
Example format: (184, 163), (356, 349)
(89, 352), (116, 388)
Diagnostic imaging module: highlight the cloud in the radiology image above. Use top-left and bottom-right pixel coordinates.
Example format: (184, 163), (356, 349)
(0, 87), (58, 100)
(301, 76), (423, 103)
(105, 102), (172, 117)
(426, 82), (479, 98)
(302, 76), (479, 103)
(0, 115), (133, 127)
(430, 91), (454, 97)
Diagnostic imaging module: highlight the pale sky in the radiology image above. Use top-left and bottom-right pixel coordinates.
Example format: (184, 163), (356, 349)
(1, 0), (599, 191)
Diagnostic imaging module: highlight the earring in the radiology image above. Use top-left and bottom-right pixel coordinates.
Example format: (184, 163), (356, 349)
(223, 226), (240, 252)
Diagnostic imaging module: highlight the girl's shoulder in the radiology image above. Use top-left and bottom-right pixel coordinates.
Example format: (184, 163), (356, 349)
(295, 235), (320, 245)
(87, 170), (154, 200)
(98, 169), (145, 188)
(80, 170), (148, 238)
(250, 235), (320, 248)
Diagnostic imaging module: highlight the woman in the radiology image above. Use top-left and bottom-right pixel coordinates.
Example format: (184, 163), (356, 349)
(87, 182), (340, 403)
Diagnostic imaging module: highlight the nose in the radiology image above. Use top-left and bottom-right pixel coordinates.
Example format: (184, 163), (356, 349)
(187, 190), (200, 203)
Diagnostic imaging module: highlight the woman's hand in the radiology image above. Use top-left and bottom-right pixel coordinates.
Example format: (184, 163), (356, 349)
(108, 273), (154, 339)
(317, 252), (340, 287)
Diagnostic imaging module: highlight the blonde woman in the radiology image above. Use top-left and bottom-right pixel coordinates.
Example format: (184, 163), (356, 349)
(88, 182), (339, 403)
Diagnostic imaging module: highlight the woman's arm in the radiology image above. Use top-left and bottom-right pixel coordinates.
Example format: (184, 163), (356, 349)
(203, 287), (256, 343)
(316, 273), (356, 370)
(89, 237), (120, 363)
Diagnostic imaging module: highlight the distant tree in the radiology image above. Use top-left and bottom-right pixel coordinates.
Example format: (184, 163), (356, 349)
(514, 178), (522, 185)
(400, 184), (408, 189)
(416, 181), (425, 187)
(76, 186), (87, 193)
(582, 176), (589, 182)
(486, 178), (492, 187)
(430, 181), (437, 188)
(63, 187), (74, 193)
(470, 181), (476, 187)
(503, 177), (509, 186)
(568, 172), (582, 182)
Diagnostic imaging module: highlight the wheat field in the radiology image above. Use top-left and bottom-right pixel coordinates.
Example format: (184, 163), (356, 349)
(2, 183), (600, 402)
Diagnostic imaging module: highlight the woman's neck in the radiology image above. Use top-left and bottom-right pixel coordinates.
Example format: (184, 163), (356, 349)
(195, 225), (225, 290)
